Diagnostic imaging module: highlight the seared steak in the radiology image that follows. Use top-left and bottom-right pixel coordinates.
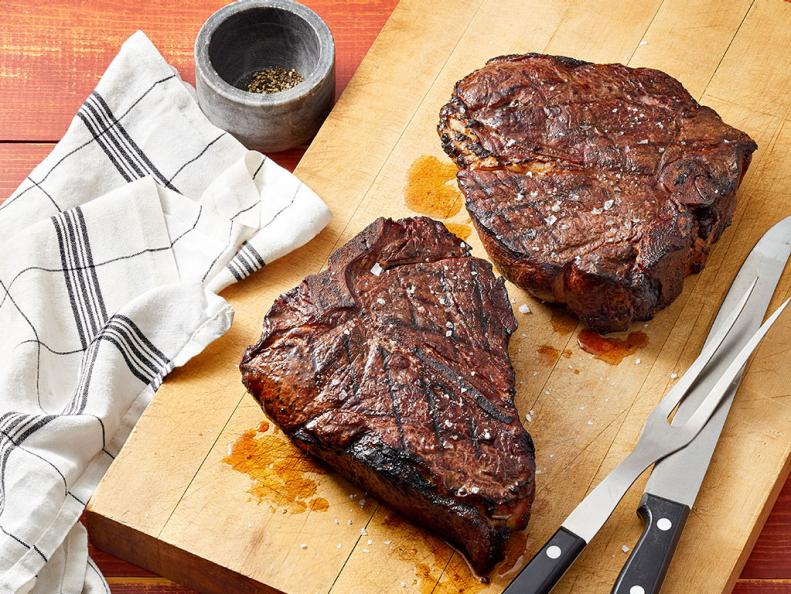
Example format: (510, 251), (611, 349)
(240, 217), (535, 574)
(439, 54), (757, 333)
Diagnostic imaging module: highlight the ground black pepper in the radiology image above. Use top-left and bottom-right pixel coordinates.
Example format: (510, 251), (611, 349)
(246, 66), (304, 94)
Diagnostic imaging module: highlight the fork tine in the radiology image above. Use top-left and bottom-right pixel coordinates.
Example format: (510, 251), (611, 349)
(683, 297), (790, 436)
(654, 276), (759, 417)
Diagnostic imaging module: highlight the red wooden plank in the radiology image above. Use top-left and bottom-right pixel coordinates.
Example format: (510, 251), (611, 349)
(0, 0), (397, 142)
(0, 143), (54, 199)
(734, 580), (791, 593)
(742, 479), (791, 579)
(104, 578), (197, 594)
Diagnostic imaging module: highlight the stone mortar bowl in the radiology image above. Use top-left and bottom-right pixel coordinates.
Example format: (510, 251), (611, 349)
(195, 0), (335, 152)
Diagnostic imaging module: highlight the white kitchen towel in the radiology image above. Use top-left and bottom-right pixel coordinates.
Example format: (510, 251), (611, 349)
(0, 31), (331, 594)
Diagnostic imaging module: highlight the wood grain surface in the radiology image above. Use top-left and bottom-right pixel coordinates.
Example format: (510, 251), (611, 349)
(2, 0), (791, 592)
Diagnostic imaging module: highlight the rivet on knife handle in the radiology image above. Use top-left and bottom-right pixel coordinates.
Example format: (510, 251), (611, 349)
(611, 493), (690, 594)
(502, 527), (586, 594)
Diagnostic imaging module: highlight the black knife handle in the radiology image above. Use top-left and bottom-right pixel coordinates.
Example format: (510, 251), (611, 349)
(612, 494), (690, 594)
(503, 527), (586, 594)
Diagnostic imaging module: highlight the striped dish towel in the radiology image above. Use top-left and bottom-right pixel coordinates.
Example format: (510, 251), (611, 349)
(0, 31), (330, 594)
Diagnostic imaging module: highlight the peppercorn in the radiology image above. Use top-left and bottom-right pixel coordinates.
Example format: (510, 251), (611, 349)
(246, 66), (304, 94)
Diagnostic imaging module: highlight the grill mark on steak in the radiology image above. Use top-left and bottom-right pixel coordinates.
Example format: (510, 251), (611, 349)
(341, 333), (361, 397)
(413, 348), (514, 424)
(439, 54), (756, 333)
(465, 409), (484, 459)
(380, 346), (408, 451)
(240, 217), (534, 574)
(421, 377), (445, 448)
(471, 273), (489, 345)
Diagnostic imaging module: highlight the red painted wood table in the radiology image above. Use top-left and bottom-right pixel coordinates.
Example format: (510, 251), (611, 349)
(1, 1), (789, 593)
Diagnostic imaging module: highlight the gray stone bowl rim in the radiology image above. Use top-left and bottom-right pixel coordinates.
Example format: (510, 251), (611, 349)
(195, 0), (335, 108)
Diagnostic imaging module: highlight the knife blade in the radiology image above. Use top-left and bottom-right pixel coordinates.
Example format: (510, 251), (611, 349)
(612, 215), (791, 594)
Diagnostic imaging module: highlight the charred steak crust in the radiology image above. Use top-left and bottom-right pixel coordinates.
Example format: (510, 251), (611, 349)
(438, 53), (757, 333)
(240, 217), (535, 574)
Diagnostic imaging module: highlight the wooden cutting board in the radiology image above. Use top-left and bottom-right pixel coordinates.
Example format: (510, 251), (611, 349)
(85, 0), (791, 592)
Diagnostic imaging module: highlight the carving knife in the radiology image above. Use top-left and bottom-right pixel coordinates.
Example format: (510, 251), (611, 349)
(612, 215), (791, 594)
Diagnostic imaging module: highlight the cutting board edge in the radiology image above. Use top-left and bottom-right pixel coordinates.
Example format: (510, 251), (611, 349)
(84, 509), (281, 594)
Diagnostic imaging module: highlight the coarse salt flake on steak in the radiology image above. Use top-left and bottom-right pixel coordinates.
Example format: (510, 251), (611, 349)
(439, 54), (757, 333)
(240, 216), (535, 575)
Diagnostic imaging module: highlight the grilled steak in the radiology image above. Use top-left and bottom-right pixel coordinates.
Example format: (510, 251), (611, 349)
(240, 217), (535, 574)
(439, 54), (757, 333)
